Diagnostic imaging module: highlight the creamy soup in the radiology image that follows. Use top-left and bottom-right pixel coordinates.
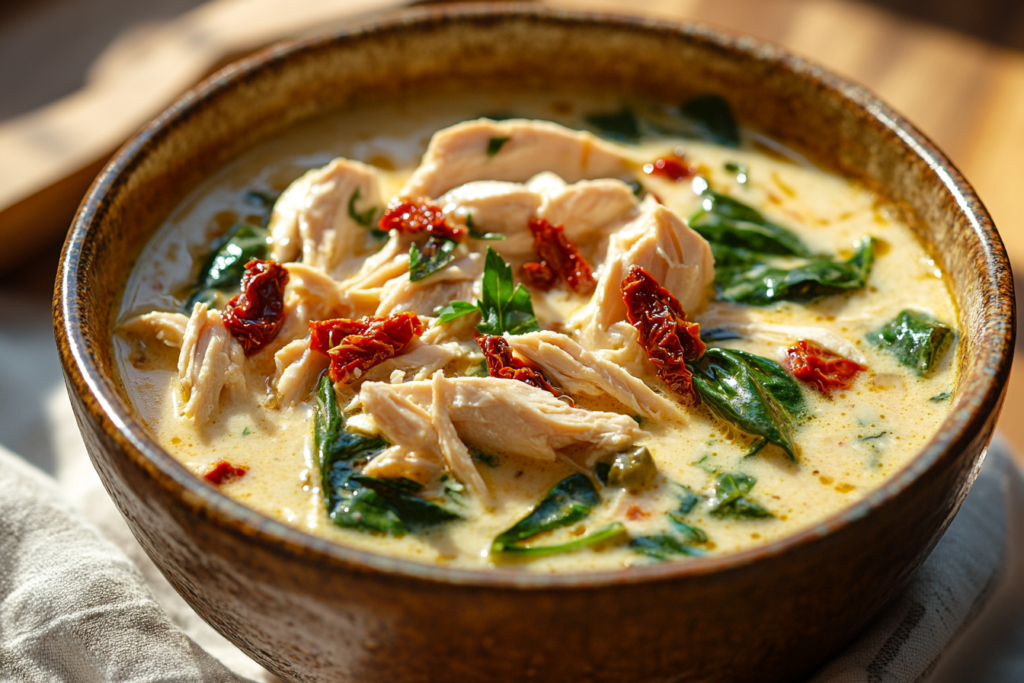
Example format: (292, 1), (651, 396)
(116, 90), (957, 572)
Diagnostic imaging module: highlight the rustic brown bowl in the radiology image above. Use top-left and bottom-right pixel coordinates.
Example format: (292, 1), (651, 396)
(54, 5), (1015, 682)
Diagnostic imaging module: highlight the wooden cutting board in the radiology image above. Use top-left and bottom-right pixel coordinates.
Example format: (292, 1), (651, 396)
(3, 0), (1019, 449)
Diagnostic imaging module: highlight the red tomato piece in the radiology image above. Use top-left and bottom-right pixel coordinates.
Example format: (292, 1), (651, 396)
(223, 259), (289, 356)
(521, 261), (558, 291)
(784, 340), (866, 395)
(204, 461), (248, 485)
(378, 198), (466, 241)
(621, 265), (705, 405)
(523, 218), (596, 295)
(476, 334), (562, 397)
(310, 313), (425, 384)
(642, 154), (694, 182)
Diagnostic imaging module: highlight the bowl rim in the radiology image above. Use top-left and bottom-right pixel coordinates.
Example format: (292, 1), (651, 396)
(56, 2), (1016, 590)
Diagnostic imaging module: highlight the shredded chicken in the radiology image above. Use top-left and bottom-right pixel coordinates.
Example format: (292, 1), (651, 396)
(279, 262), (353, 341)
(176, 303), (246, 425)
(273, 338), (329, 407)
(268, 158), (385, 278)
(375, 251), (483, 318)
(505, 331), (686, 422)
(574, 196), (715, 350)
(117, 311), (189, 348)
(335, 234), (410, 317)
(356, 375), (647, 477)
(400, 119), (630, 199)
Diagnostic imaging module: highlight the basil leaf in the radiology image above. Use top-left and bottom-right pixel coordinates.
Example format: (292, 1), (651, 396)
(434, 248), (540, 335)
(631, 534), (705, 560)
(584, 108), (642, 143)
(709, 472), (772, 519)
(487, 136), (510, 156)
(409, 237), (458, 282)
(716, 237), (874, 306)
(348, 187), (379, 228)
(678, 94), (740, 148)
(186, 223), (270, 311)
(690, 191), (811, 257)
(867, 309), (954, 376)
(491, 473), (600, 552)
(497, 523), (626, 558)
(688, 348), (807, 460)
(434, 300), (480, 324)
(466, 214), (505, 241)
(314, 375), (459, 535)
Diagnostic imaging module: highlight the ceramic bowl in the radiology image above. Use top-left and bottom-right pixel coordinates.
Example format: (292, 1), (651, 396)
(54, 5), (1015, 682)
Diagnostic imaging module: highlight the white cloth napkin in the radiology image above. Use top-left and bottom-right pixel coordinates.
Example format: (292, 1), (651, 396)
(1, 287), (1022, 682)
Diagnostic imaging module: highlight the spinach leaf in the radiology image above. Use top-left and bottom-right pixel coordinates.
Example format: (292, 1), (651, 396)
(594, 462), (611, 486)
(466, 213), (505, 241)
(867, 309), (954, 376)
(487, 136), (510, 156)
(688, 348), (807, 460)
(631, 534), (705, 560)
(584, 108), (642, 143)
(667, 485), (707, 543)
(242, 190), (277, 224)
(491, 473), (600, 553)
(709, 472), (772, 519)
(678, 94), (740, 148)
(434, 247), (540, 335)
(409, 237), (458, 282)
(690, 191), (810, 257)
(716, 237), (874, 306)
(314, 375), (459, 535)
(700, 327), (744, 343)
(186, 223), (270, 310)
(497, 523), (627, 558)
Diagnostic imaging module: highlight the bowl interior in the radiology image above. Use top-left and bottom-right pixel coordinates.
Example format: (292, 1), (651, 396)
(58, 5), (1014, 586)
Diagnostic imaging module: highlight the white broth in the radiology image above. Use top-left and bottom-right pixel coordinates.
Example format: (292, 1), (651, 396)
(115, 89), (957, 572)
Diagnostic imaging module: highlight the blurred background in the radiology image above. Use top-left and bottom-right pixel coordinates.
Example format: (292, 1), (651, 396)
(0, 0), (1020, 458)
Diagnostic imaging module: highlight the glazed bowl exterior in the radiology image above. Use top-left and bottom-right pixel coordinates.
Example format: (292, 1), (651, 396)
(54, 5), (1015, 682)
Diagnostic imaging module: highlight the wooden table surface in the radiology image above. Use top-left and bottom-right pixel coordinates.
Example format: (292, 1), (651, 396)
(1, 0), (1019, 452)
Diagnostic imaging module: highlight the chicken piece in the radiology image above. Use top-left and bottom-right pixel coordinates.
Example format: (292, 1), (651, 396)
(336, 234), (410, 317)
(574, 197), (715, 350)
(273, 338), (329, 407)
(356, 376), (646, 467)
(116, 311), (189, 348)
(176, 303), (246, 425)
(279, 262), (353, 341)
(363, 444), (445, 486)
(359, 340), (463, 384)
(268, 158), (384, 278)
(695, 313), (868, 364)
(375, 251), (483, 318)
(506, 331), (686, 422)
(401, 119), (630, 199)
(534, 174), (639, 245)
(440, 181), (541, 256)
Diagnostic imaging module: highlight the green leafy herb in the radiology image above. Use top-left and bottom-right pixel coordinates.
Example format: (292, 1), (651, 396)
(626, 179), (644, 197)
(491, 473), (600, 554)
(466, 213), (505, 241)
(594, 462), (611, 486)
(605, 446), (658, 488)
(435, 247), (541, 336)
(860, 432), (889, 442)
(700, 327), (744, 343)
(497, 523), (627, 558)
(241, 190), (278, 224)
(690, 191), (810, 257)
(185, 223), (270, 310)
(709, 473), (771, 519)
(691, 455), (719, 475)
(724, 161), (748, 184)
(348, 187), (380, 228)
(929, 391), (951, 403)
(487, 136), (511, 156)
(688, 348), (807, 460)
(241, 427), (251, 437)
(867, 309), (954, 376)
(409, 237), (458, 282)
(678, 94), (740, 147)
(314, 375), (459, 535)
(715, 237), (874, 306)
(631, 534), (705, 560)
(584, 108), (642, 143)
(472, 451), (499, 468)
(668, 485), (707, 544)
(631, 415), (644, 425)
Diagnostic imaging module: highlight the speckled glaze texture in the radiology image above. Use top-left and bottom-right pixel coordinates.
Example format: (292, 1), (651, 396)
(54, 5), (1015, 682)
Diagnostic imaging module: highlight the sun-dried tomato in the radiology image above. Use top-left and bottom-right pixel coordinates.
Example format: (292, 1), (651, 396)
(204, 461), (248, 485)
(521, 261), (559, 291)
(784, 340), (866, 395)
(523, 218), (595, 295)
(476, 334), (562, 397)
(378, 198), (466, 241)
(642, 153), (694, 182)
(223, 259), (289, 356)
(310, 313), (425, 384)
(621, 265), (705, 405)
